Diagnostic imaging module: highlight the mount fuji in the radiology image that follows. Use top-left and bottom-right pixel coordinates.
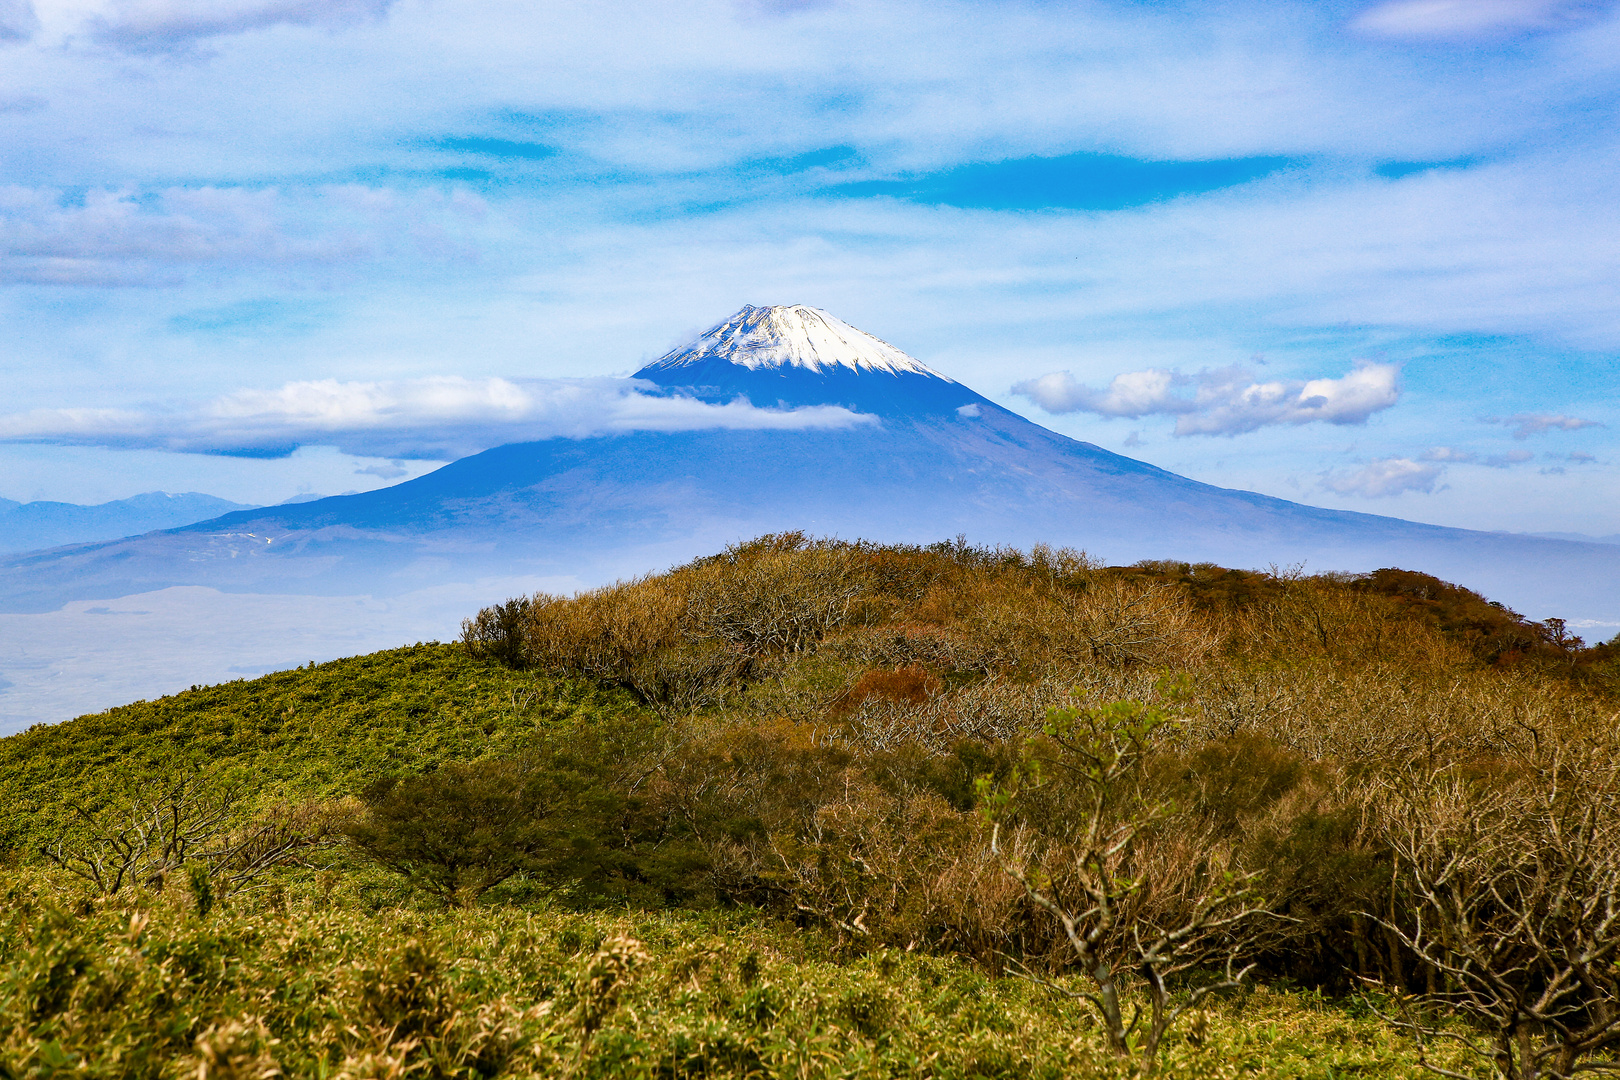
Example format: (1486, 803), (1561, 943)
(2, 304), (1617, 726)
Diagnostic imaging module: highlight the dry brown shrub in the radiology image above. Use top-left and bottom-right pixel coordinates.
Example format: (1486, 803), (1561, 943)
(766, 779), (971, 944)
(831, 665), (943, 715)
(1182, 661), (1611, 765)
(960, 576), (1218, 674)
(524, 576), (685, 671)
(841, 574), (1216, 679)
(952, 809), (1272, 984)
(519, 575), (746, 708)
(650, 715), (1010, 949)
(514, 537), (872, 706)
(1362, 750), (1620, 1078)
(682, 542), (864, 655)
(911, 583), (960, 626)
(459, 537), (1620, 1001)
(1226, 573), (1472, 671)
(926, 822), (1035, 963)
(829, 698), (947, 755)
(651, 717), (854, 900)
(830, 678), (1067, 755)
(830, 622), (984, 672)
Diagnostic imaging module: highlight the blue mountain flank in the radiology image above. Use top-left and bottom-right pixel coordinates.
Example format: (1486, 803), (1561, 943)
(1, 305), (1615, 626)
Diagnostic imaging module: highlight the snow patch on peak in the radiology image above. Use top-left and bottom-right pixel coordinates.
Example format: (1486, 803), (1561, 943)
(644, 305), (952, 380)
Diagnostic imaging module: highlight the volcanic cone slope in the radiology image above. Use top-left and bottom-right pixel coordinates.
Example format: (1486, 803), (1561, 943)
(2, 304), (1616, 625)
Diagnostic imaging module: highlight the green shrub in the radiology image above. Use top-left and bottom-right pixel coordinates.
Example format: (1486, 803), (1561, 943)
(460, 595), (537, 668)
(349, 717), (711, 909)
(348, 758), (555, 907)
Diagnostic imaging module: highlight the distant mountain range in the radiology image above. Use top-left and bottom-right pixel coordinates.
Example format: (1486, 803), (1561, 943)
(1530, 532), (1620, 546)
(0, 491), (254, 554)
(2, 304), (1616, 729)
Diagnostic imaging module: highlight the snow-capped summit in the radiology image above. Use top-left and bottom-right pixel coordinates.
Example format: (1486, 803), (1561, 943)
(634, 304), (984, 417)
(642, 305), (951, 379)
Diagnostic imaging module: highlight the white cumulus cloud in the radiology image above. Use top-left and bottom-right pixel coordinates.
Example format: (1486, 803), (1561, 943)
(1011, 361), (1400, 436)
(1012, 368), (1185, 419)
(1320, 456), (1444, 497)
(0, 376), (879, 461)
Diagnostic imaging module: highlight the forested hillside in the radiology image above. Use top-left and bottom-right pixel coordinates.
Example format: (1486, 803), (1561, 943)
(3, 534), (1618, 1078)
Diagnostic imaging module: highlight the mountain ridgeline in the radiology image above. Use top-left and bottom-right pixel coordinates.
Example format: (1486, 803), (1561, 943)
(0, 491), (253, 554)
(2, 304), (1616, 626)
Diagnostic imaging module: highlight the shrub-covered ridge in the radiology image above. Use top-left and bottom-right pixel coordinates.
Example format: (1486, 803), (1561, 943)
(5, 533), (1619, 1077)
(0, 645), (633, 856)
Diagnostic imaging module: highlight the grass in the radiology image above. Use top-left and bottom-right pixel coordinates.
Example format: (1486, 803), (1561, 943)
(0, 644), (636, 855)
(0, 874), (1459, 1079)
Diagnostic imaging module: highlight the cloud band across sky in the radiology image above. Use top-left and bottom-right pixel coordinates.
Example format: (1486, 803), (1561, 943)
(1010, 361), (1400, 436)
(0, 0), (1615, 535)
(0, 376), (878, 461)
(82, 0), (398, 52)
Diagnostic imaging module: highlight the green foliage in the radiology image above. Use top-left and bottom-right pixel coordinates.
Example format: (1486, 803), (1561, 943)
(461, 595), (536, 668)
(349, 716), (711, 908)
(0, 643), (637, 856)
(186, 862), (214, 918)
(349, 758), (554, 907)
(0, 879), (1470, 1078)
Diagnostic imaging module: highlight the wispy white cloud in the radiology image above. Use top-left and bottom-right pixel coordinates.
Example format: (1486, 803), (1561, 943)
(0, 0), (38, 41)
(1422, 446), (1536, 467)
(1484, 412), (1605, 438)
(1320, 456), (1444, 497)
(85, 0), (397, 53)
(0, 185), (490, 286)
(1010, 361), (1400, 436)
(1532, 448), (1604, 474)
(1349, 0), (1603, 40)
(8, 0), (1608, 194)
(0, 376), (879, 460)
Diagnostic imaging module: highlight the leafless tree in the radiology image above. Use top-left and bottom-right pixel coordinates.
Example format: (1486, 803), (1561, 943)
(42, 775), (339, 899)
(984, 697), (1274, 1061)
(1366, 757), (1620, 1079)
(213, 799), (347, 893)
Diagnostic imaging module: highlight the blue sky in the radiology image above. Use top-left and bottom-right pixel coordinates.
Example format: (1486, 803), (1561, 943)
(0, 0), (1616, 536)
